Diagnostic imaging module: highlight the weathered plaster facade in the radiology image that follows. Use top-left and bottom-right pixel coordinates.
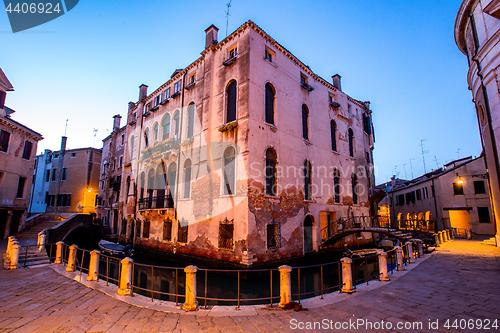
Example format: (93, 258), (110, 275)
(0, 67), (43, 238)
(455, 0), (500, 245)
(97, 115), (127, 234)
(30, 141), (102, 215)
(118, 21), (376, 265)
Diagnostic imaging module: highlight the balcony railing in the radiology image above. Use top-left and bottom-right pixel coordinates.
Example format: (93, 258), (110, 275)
(138, 195), (174, 210)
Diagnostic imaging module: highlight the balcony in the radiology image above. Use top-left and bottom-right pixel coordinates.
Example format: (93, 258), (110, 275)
(138, 195), (174, 210)
(171, 91), (180, 98)
(223, 56), (237, 66)
(185, 82), (196, 90)
(301, 83), (314, 92)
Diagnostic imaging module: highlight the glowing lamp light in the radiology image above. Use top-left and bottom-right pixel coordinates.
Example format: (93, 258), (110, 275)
(457, 176), (464, 184)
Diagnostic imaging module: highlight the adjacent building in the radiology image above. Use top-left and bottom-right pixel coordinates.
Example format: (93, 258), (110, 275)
(96, 115), (127, 234)
(0, 67), (43, 238)
(389, 156), (494, 235)
(117, 20), (375, 265)
(30, 137), (102, 215)
(455, 0), (500, 245)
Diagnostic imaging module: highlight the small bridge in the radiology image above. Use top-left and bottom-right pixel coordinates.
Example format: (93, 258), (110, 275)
(320, 216), (420, 248)
(44, 214), (94, 244)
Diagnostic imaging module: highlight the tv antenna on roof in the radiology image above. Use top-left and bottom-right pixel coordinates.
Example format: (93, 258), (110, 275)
(419, 139), (429, 173)
(64, 119), (68, 136)
(225, 0), (232, 37)
(457, 148), (462, 159)
(409, 158), (415, 179)
(93, 128), (98, 148)
(434, 155), (439, 169)
(402, 163), (408, 179)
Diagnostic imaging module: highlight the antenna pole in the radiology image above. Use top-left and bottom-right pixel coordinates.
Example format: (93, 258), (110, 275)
(93, 128), (98, 148)
(402, 163), (407, 179)
(419, 139), (429, 173)
(225, 0), (232, 37)
(457, 148), (462, 159)
(434, 155), (439, 169)
(64, 119), (68, 136)
(409, 158), (415, 179)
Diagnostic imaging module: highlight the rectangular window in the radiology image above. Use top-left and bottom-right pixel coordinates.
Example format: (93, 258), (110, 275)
(16, 177), (26, 198)
(22, 141), (32, 160)
(71, 152), (76, 158)
(143, 219), (150, 238)
(431, 185), (435, 197)
(453, 183), (464, 195)
(119, 156), (123, 168)
(219, 220), (234, 250)
(51, 169), (57, 181)
(416, 189), (422, 200)
(300, 74), (307, 86)
(62, 168), (67, 181)
(190, 73), (196, 84)
(267, 222), (281, 249)
(163, 219), (172, 241)
(174, 81), (181, 94)
(474, 181), (486, 194)
(422, 187), (428, 199)
(164, 88), (170, 100)
(121, 218), (127, 235)
(121, 134), (125, 145)
(45, 169), (50, 182)
(228, 45), (237, 58)
(0, 130), (10, 153)
(478, 207), (491, 223)
(265, 48), (274, 62)
(178, 220), (188, 243)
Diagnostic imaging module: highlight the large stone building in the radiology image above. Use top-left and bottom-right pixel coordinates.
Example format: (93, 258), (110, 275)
(388, 156), (494, 235)
(30, 137), (102, 215)
(119, 21), (375, 265)
(96, 115), (127, 234)
(455, 0), (500, 246)
(0, 67), (43, 238)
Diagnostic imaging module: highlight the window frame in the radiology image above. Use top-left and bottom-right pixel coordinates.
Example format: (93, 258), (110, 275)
(0, 129), (11, 153)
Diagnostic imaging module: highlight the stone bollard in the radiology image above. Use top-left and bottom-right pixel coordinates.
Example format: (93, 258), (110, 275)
(451, 228), (456, 239)
(467, 228), (472, 240)
(438, 231), (444, 244)
(7, 236), (16, 258)
(183, 265), (198, 310)
(406, 242), (415, 263)
(8, 244), (20, 269)
(395, 246), (405, 271)
(378, 251), (390, 281)
(434, 234), (440, 247)
(341, 257), (354, 293)
(66, 244), (78, 272)
(87, 250), (100, 281)
(278, 265), (292, 308)
(446, 229), (452, 241)
(416, 239), (424, 257)
(37, 232), (46, 252)
(118, 257), (133, 296)
(55, 241), (64, 264)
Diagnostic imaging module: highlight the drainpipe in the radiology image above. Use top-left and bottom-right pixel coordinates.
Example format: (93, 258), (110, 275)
(431, 178), (439, 230)
(468, 11), (499, 237)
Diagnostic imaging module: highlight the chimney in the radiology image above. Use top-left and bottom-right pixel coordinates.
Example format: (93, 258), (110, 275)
(128, 101), (135, 111)
(139, 84), (148, 101)
(113, 115), (122, 132)
(205, 24), (219, 49)
(60, 136), (67, 152)
(332, 74), (341, 91)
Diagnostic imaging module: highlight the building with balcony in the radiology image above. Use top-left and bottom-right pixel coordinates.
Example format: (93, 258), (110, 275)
(120, 21), (376, 265)
(0, 67), (43, 238)
(30, 137), (102, 215)
(455, 0), (500, 246)
(96, 115), (127, 235)
(388, 156), (494, 235)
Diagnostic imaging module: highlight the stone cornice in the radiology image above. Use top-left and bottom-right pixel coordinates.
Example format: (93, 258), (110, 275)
(455, 0), (476, 54)
(0, 116), (43, 141)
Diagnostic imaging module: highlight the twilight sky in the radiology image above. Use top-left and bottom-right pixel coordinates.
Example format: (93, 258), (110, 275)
(1, 0), (479, 184)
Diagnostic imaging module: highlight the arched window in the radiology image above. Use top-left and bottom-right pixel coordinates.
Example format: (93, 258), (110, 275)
(223, 146), (236, 195)
(173, 111), (180, 138)
(351, 173), (358, 204)
(333, 168), (340, 203)
(144, 128), (150, 148)
(129, 135), (135, 160)
(265, 148), (277, 196)
(187, 103), (195, 138)
(330, 120), (337, 151)
(140, 172), (145, 200)
(168, 163), (177, 200)
(147, 169), (155, 204)
(226, 81), (237, 123)
(162, 114), (170, 140)
(302, 104), (309, 140)
(348, 128), (354, 157)
(156, 163), (167, 208)
(153, 122), (158, 143)
(183, 159), (192, 199)
(265, 83), (275, 125)
(126, 176), (131, 197)
(304, 160), (312, 200)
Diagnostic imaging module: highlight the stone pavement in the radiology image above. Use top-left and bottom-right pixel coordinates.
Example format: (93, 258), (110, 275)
(0, 238), (499, 332)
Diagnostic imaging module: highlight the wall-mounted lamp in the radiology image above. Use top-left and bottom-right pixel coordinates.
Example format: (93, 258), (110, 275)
(456, 173), (464, 184)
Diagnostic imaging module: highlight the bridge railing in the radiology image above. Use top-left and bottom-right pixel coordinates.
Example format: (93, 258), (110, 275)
(44, 242), (405, 307)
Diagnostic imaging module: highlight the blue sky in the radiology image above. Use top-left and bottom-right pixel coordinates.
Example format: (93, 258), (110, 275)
(1, 0), (479, 184)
